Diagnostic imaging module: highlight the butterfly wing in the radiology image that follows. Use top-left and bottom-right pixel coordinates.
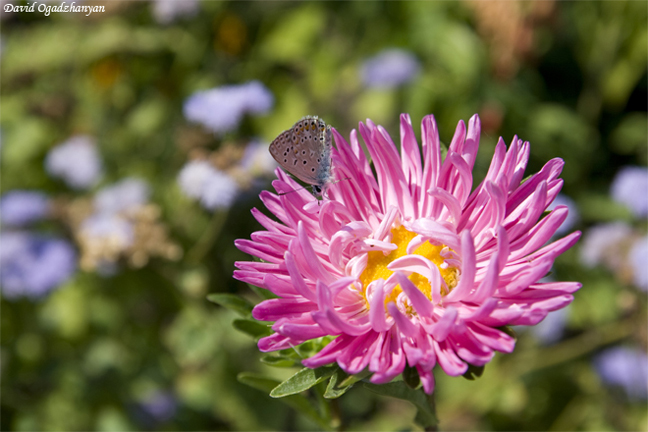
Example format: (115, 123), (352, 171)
(269, 116), (331, 186)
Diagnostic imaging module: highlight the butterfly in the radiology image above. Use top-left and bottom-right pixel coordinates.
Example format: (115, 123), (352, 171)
(269, 116), (333, 196)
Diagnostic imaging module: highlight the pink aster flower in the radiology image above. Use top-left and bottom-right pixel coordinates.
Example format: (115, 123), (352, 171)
(234, 114), (581, 394)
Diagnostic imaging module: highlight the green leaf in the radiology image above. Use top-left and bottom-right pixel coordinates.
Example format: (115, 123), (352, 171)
(338, 369), (372, 387)
(403, 364), (421, 389)
(237, 373), (332, 430)
(206, 294), (253, 317)
(323, 369), (371, 399)
(270, 366), (338, 398)
(261, 354), (297, 368)
(232, 319), (272, 339)
(462, 364), (485, 381)
(363, 381), (438, 429)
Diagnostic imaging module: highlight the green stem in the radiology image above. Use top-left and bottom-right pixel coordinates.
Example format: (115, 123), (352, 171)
(507, 317), (636, 378)
(186, 210), (228, 263)
(424, 391), (438, 432)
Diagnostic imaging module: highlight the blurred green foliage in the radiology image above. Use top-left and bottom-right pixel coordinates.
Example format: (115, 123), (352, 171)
(1, 1), (647, 431)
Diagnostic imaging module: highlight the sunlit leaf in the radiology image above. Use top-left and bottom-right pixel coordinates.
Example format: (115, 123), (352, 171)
(270, 366), (338, 398)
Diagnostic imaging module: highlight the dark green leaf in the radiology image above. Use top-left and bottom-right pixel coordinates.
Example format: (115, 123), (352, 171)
(270, 366), (338, 398)
(324, 369), (348, 399)
(462, 364), (485, 381)
(261, 354), (297, 368)
(206, 293), (253, 317)
(323, 369), (371, 399)
(338, 369), (372, 387)
(232, 319), (272, 339)
(237, 373), (332, 430)
(403, 364), (421, 389)
(363, 381), (438, 429)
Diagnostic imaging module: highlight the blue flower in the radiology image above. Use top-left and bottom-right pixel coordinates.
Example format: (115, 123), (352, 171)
(547, 194), (579, 237)
(45, 135), (103, 190)
(0, 232), (76, 300)
(152, 0), (199, 24)
(239, 139), (277, 177)
(177, 160), (239, 210)
(0, 191), (49, 226)
(580, 222), (632, 268)
(594, 346), (648, 400)
(138, 390), (177, 423)
(360, 48), (421, 89)
(630, 235), (648, 291)
(531, 306), (569, 345)
(183, 81), (274, 134)
(94, 178), (150, 215)
(611, 166), (648, 218)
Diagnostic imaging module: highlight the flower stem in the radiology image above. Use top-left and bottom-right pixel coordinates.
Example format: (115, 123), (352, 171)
(424, 392), (438, 432)
(187, 210), (227, 263)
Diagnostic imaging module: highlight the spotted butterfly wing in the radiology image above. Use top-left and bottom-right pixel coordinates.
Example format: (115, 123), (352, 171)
(269, 116), (333, 194)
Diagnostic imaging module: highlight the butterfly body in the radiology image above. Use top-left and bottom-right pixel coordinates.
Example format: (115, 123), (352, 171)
(269, 116), (333, 196)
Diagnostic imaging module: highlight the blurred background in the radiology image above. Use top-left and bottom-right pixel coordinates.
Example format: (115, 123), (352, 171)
(1, 1), (647, 430)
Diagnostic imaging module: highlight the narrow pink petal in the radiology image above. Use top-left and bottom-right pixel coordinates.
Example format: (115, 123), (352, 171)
(434, 339), (468, 376)
(395, 272), (434, 317)
(276, 322), (331, 340)
(429, 306), (458, 342)
(253, 298), (317, 321)
(469, 322), (515, 353)
(258, 333), (299, 352)
(387, 302), (418, 338)
(417, 366), (436, 394)
(428, 187), (462, 225)
(462, 114), (481, 169)
(445, 230), (476, 302)
(302, 335), (356, 368)
(450, 332), (494, 366)
(369, 279), (392, 332)
(235, 239), (284, 263)
(447, 119), (467, 155)
(338, 331), (381, 374)
(285, 251), (317, 302)
(263, 274), (300, 298)
(420, 115), (442, 216)
(251, 207), (294, 236)
(297, 222), (336, 284)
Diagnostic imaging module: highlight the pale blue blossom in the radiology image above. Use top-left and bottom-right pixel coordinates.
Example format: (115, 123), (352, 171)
(200, 169), (239, 210)
(610, 166), (648, 218)
(240, 140), (277, 177)
(594, 346), (648, 400)
(80, 213), (134, 250)
(177, 160), (239, 210)
(547, 194), (579, 236)
(531, 306), (570, 345)
(360, 49), (421, 89)
(183, 81), (274, 134)
(94, 178), (150, 215)
(580, 222), (633, 268)
(139, 390), (177, 423)
(152, 0), (199, 24)
(0, 191), (49, 226)
(0, 231), (76, 300)
(45, 135), (102, 190)
(630, 235), (648, 291)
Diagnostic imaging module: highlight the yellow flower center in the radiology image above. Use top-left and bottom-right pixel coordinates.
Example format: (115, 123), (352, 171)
(360, 226), (459, 307)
